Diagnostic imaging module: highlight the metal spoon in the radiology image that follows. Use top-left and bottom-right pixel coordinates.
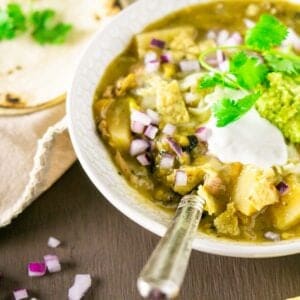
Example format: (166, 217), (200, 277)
(137, 189), (206, 299)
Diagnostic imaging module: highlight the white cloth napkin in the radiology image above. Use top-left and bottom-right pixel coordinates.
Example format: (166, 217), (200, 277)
(0, 104), (76, 226)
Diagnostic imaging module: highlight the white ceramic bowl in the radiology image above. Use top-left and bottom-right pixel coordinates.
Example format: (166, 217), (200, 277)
(67, 0), (300, 258)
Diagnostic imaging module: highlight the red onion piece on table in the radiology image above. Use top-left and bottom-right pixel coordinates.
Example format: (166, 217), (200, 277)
(179, 60), (200, 72)
(160, 154), (175, 169)
(131, 121), (145, 134)
(144, 125), (158, 140)
(68, 274), (92, 300)
(137, 153), (151, 166)
(162, 124), (176, 136)
(150, 38), (165, 49)
(276, 181), (289, 195)
(13, 289), (29, 300)
(175, 170), (188, 187)
(130, 139), (149, 156)
(131, 110), (152, 126)
(146, 109), (160, 124)
(44, 255), (61, 273)
(28, 262), (46, 277)
(166, 137), (183, 157)
(48, 236), (61, 248)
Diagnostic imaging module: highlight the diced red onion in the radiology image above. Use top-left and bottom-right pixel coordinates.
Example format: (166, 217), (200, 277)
(145, 60), (160, 73)
(217, 30), (229, 45)
(195, 127), (211, 142)
(144, 125), (158, 140)
(144, 51), (158, 64)
(137, 153), (151, 166)
(150, 38), (165, 49)
(162, 123), (176, 136)
(218, 60), (229, 72)
(13, 289), (29, 300)
(222, 32), (243, 47)
(216, 50), (225, 65)
(160, 52), (172, 63)
(166, 137), (183, 157)
(28, 262), (46, 277)
(130, 139), (149, 156)
(131, 110), (151, 126)
(160, 154), (175, 169)
(48, 236), (61, 248)
(131, 121), (145, 134)
(244, 18), (255, 29)
(179, 60), (200, 72)
(146, 109), (160, 125)
(276, 181), (289, 195)
(44, 255), (61, 273)
(207, 30), (217, 40)
(175, 170), (188, 187)
(264, 231), (280, 242)
(68, 274), (92, 300)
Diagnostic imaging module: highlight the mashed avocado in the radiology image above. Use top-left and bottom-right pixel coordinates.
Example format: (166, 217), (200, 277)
(256, 73), (300, 143)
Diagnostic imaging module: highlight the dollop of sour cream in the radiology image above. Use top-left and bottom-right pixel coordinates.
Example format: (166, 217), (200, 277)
(206, 109), (288, 168)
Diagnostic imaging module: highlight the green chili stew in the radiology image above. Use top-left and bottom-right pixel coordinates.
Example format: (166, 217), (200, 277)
(94, 1), (300, 242)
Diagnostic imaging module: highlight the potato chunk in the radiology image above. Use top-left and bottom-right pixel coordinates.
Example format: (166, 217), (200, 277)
(156, 80), (189, 124)
(270, 176), (300, 230)
(233, 166), (279, 216)
(106, 97), (132, 151)
(214, 203), (240, 237)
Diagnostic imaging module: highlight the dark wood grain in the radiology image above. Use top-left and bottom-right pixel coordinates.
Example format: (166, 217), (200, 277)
(0, 162), (300, 300)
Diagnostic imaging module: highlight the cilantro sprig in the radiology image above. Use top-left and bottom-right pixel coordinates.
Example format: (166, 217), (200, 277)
(0, 3), (26, 40)
(198, 14), (297, 127)
(30, 10), (72, 45)
(212, 92), (261, 127)
(0, 3), (72, 45)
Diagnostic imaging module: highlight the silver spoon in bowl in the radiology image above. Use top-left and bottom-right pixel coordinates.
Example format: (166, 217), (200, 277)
(137, 187), (207, 299)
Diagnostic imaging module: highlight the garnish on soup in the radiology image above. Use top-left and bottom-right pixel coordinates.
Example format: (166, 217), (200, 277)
(93, 1), (300, 242)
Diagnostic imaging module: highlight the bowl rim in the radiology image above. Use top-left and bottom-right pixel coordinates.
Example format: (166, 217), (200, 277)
(67, 0), (300, 258)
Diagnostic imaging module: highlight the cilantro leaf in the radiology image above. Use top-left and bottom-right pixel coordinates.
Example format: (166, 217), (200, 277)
(30, 9), (72, 45)
(229, 51), (268, 89)
(245, 14), (288, 51)
(199, 73), (238, 90)
(198, 73), (237, 89)
(0, 3), (26, 40)
(264, 52), (300, 75)
(212, 92), (261, 127)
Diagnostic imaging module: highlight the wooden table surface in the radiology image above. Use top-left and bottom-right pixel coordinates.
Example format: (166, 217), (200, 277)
(1, 162), (300, 300)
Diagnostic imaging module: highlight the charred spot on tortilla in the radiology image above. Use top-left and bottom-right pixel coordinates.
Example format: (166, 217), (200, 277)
(0, 93), (26, 108)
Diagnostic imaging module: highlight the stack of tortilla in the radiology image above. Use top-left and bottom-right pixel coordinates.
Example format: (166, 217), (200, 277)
(0, 0), (119, 115)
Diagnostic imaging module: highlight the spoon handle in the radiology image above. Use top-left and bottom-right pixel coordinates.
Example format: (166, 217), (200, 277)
(137, 194), (206, 299)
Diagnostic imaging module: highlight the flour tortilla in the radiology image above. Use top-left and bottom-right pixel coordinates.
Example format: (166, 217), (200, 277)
(0, 0), (118, 115)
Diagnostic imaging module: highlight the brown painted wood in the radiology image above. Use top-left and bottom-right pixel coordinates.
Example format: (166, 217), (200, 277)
(1, 162), (300, 300)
